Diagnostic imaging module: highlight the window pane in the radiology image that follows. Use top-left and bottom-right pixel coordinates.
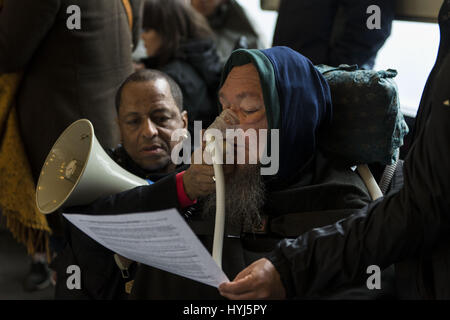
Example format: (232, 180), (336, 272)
(374, 21), (439, 117)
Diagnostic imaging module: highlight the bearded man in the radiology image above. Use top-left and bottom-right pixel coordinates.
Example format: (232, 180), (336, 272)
(220, 1), (450, 300)
(58, 47), (373, 300)
(128, 46), (372, 299)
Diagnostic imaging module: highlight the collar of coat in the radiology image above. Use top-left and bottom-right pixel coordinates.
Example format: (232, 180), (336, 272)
(107, 145), (182, 182)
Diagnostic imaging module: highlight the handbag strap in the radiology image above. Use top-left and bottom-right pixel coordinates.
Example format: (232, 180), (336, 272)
(121, 0), (133, 30)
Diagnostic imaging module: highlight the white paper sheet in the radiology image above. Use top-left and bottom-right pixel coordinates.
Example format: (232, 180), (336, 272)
(63, 209), (229, 288)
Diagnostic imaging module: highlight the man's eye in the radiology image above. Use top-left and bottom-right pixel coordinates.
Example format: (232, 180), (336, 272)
(126, 119), (140, 125)
(154, 116), (171, 124)
(243, 109), (258, 115)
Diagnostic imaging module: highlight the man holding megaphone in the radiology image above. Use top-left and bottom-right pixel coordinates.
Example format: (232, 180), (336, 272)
(51, 69), (234, 299)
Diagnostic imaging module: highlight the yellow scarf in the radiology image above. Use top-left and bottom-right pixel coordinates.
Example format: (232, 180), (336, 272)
(0, 7), (51, 257)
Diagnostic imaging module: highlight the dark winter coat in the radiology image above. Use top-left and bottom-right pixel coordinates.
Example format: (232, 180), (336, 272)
(54, 149), (371, 299)
(268, 1), (450, 299)
(273, 0), (395, 69)
(52, 146), (183, 300)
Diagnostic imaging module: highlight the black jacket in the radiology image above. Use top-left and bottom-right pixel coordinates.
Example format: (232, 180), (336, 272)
(273, 0), (394, 69)
(268, 1), (450, 299)
(53, 149), (371, 299)
(128, 151), (371, 299)
(52, 146), (183, 299)
(143, 38), (222, 136)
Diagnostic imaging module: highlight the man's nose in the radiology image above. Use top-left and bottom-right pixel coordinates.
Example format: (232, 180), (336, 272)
(142, 118), (158, 138)
(226, 105), (239, 113)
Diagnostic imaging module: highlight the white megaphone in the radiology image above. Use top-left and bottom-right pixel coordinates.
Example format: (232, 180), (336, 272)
(36, 119), (150, 214)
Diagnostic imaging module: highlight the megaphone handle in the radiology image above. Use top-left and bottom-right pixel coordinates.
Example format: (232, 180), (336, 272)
(212, 162), (225, 268)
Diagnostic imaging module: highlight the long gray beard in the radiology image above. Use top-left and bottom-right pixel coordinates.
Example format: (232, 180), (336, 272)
(201, 165), (265, 232)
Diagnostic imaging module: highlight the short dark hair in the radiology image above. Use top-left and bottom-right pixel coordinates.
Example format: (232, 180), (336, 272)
(115, 69), (183, 112)
(142, 0), (213, 67)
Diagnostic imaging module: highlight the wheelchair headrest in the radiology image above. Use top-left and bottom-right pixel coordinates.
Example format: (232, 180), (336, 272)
(316, 64), (409, 166)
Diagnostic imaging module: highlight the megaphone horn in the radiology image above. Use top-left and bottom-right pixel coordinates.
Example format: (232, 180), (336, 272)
(36, 119), (150, 214)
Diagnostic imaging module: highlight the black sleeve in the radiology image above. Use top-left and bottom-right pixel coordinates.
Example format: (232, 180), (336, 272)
(0, 0), (61, 72)
(328, 0), (394, 69)
(65, 173), (180, 215)
(273, 0), (394, 69)
(268, 54), (450, 298)
(272, 0), (336, 65)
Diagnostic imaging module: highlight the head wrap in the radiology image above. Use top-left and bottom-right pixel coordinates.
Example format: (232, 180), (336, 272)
(219, 46), (332, 180)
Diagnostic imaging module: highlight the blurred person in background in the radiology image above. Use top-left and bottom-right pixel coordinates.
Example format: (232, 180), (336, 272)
(273, 0), (395, 69)
(191, 0), (265, 63)
(0, 0), (52, 293)
(140, 0), (223, 137)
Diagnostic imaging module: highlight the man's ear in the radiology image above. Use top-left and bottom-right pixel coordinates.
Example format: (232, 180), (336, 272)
(181, 110), (188, 129)
(115, 116), (123, 143)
